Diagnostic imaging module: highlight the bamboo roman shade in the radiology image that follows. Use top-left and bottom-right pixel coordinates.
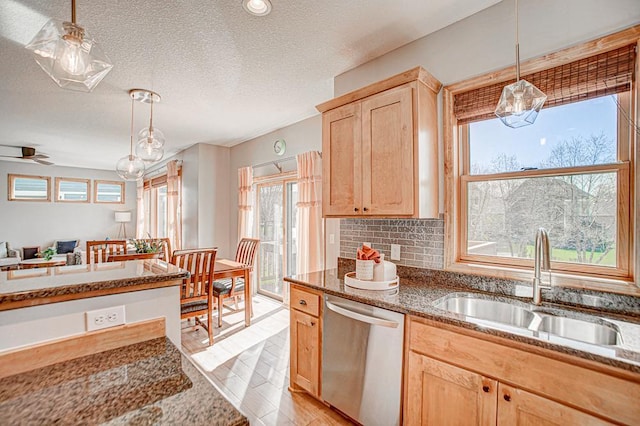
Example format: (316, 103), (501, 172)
(454, 44), (636, 124)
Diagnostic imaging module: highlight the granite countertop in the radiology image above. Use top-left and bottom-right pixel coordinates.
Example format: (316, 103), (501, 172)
(0, 260), (189, 310)
(285, 266), (640, 374)
(0, 337), (248, 425)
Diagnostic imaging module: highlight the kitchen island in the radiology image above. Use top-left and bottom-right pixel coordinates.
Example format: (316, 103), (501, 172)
(0, 261), (249, 425)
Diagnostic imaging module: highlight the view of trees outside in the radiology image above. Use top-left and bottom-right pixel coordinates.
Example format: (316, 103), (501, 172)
(466, 96), (618, 267)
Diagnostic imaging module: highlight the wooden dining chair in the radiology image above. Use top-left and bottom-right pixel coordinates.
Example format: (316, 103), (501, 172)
(171, 248), (217, 346)
(212, 238), (260, 327)
(86, 240), (127, 264)
(106, 253), (160, 262)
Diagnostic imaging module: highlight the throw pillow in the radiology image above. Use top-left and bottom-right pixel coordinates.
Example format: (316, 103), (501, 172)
(56, 240), (78, 254)
(0, 242), (7, 258)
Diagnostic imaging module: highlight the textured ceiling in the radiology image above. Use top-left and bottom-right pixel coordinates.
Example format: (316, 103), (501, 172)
(0, 0), (500, 170)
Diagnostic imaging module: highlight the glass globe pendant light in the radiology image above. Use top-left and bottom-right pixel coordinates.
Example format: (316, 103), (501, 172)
(116, 97), (145, 181)
(25, 0), (113, 92)
(494, 0), (546, 128)
(133, 89), (165, 163)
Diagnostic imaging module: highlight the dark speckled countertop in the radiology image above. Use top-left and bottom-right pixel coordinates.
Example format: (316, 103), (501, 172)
(0, 260), (189, 310)
(0, 337), (248, 425)
(285, 265), (640, 374)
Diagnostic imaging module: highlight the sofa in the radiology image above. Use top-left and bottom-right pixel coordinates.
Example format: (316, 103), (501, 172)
(0, 242), (21, 269)
(49, 239), (86, 265)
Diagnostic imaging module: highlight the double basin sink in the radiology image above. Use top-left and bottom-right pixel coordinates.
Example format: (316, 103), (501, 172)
(434, 293), (623, 346)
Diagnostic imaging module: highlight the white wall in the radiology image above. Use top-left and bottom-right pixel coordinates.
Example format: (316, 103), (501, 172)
(0, 161), (136, 250)
(0, 286), (180, 351)
(163, 144), (232, 257)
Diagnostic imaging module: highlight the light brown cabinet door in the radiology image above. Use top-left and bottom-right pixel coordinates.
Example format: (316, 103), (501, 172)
(290, 308), (321, 397)
(405, 351), (497, 426)
(497, 383), (613, 426)
(322, 102), (362, 216)
(361, 85), (414, 216)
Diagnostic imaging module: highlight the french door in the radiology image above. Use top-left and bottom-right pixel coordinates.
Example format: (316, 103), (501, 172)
(256, 177), (298, 300)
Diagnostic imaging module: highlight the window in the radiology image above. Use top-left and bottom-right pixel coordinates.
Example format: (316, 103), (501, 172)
(143, 172), (180, 239)
(444, 38), (636, 286)
(8, 174), (50, 201)
(55, 177), (90, 202)
(94, 180), (124, 203)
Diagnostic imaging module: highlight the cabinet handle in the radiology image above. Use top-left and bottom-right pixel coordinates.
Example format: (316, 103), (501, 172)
(503, 394), (511, 402)
(354, 207), (359, 212)
(299, 300), (307, 306)
(310, 321), (315, 326)
(482, 385), (490, 393)
(363, 207), (369, 212)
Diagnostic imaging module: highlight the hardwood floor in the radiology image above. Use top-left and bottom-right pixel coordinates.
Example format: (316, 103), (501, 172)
(181, 295), (355, 426)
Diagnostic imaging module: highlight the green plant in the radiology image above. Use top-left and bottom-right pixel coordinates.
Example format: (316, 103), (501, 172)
(130, 238), (163, 254)
(38, 247), (56, 261)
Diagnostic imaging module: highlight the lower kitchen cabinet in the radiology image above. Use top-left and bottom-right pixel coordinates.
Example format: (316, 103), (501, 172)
(289, 284), (322, 398)
(405, 351), (497, 425)
(497, 383), (611, 425)
(405, 316), (639, 425)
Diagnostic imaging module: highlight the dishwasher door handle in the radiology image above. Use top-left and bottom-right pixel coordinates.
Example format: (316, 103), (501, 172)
(325, 300), (399, 328)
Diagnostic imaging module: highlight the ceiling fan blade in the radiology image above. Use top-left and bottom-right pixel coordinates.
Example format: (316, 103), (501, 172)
(34, 159), (53, 166)
(0, 155), (19, 158)
(31, 154), (50, 159)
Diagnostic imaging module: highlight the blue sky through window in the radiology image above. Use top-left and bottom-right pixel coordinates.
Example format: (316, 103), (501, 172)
(469, 95), (617, 172)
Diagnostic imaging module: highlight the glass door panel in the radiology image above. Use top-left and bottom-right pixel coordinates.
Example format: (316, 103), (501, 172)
(286, 182), (298, 278)
(258, 183), (284, 298)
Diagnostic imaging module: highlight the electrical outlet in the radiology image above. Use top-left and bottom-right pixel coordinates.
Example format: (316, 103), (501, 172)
(391, 244), (401, 260)
(86, 306), (125, 331)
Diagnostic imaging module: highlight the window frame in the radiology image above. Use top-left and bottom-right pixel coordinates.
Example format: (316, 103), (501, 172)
(8, 174), (51, 202)
(443, 29), (638, 293)
(94, 180), (125, 204)
(54, 177), (90, 203)
(143, 170), (181, 239)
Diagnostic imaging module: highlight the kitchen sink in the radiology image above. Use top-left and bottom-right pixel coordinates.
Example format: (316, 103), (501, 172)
(435, 295), (535, 328)
(433, 293), (623, 347)
(537, 316), (622, 346)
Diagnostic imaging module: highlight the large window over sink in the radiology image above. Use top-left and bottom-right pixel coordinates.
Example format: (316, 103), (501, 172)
(444, 38), (636, 287)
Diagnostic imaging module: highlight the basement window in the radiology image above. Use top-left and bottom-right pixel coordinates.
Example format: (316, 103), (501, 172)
(444, 41), (636, 285)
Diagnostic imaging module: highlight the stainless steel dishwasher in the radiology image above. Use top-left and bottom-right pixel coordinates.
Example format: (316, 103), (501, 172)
(322, 294), (405, 426)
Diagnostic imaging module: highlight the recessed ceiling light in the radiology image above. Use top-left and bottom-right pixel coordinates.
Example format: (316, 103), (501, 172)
(242, 0), (272, 16)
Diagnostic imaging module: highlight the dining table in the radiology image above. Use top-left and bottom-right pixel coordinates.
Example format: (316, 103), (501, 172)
(213, 258), (252, 327)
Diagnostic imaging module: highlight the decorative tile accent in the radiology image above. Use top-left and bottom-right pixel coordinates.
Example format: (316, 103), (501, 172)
(340, 218), (444, 269)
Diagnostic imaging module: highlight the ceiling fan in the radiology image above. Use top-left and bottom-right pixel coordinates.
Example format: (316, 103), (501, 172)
(0, 146), (53, 165)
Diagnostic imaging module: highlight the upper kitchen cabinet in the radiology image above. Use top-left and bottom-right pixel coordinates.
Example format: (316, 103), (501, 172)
(317, 67), (441, 218)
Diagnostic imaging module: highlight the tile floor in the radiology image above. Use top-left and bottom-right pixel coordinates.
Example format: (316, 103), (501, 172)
(181, 295), (355, 425)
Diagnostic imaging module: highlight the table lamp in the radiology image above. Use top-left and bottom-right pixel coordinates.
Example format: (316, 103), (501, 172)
(114, 211), (132, 239)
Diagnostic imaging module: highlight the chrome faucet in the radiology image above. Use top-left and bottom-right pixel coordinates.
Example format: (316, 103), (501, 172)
(532, 228), (551, 305)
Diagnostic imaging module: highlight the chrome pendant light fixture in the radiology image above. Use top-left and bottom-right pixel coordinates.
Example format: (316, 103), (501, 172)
(25, 0), (113, 92)
(495, 0), (546, 128)
(116, 96), (145, 181)
(132, 89), (165, 163)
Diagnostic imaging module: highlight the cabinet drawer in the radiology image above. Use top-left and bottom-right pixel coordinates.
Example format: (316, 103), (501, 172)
(290, 285), (320, 317)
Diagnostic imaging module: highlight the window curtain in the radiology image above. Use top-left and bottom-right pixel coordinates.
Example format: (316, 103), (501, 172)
(135, 178), (144, 238)
(296, 151), (323, 274)
(167, 160), (182, 251)
(238, 166), (254, 239)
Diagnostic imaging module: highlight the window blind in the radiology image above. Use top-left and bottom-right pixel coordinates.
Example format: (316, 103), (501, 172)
(454, 44), (636, 124)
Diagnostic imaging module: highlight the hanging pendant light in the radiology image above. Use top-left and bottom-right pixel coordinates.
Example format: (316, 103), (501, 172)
(132, 89), (165, 163)
(25, 0), (113, 92)
(116, 96), (145, 181)
(495, 0), (546, 128)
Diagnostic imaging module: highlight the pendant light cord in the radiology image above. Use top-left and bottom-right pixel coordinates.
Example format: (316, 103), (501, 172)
(129, 97), (135, 157)
(149, 97), (154, 131)
(71, 0), (76, 24)
(515, 0), (520, 81)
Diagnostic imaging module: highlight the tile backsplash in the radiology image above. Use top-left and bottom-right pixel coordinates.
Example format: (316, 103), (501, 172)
(340, 218), (444, 269)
